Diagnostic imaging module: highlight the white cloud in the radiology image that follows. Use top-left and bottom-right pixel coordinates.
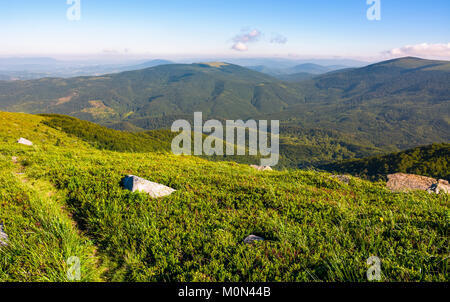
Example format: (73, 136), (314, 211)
(231, 29), (261, 52)
(385, 43), (450, 59)
(231, 42), (249, 52)
(102, 48), (130, 55)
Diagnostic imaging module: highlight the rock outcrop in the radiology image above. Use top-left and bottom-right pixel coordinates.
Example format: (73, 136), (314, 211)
(250, 165), (272, 171)
(122, 175), (176, 198)
(387, 173), (449, 194)
(17, 138), (33, 146)
(243, 235), (264, 244)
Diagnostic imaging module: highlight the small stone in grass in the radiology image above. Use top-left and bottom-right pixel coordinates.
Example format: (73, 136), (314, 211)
(0, 223), (8, 248)
(17, 138), (33, 146)
(244, 235), (264, 244)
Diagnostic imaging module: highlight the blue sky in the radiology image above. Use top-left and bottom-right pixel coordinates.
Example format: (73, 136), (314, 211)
(1, 0), (449, 60)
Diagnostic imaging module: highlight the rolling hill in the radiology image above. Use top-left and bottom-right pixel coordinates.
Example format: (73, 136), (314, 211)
(262, 57), (450, 150)
(0, 57), (448, 154)
(247, 63), (349, 80)
(0, 111), (448, 281)
(39, 114), (382, 169)
(0, 62), (300, 122)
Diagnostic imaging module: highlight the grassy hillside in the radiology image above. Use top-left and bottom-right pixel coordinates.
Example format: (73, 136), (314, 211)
(41, 114), (173, 153)
(39, 114), (383, 169)
(319, 143), (450, 181)
(0, 111), (448, 282)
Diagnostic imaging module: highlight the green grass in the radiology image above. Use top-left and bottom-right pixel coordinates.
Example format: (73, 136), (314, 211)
(0, 156), (103, 281)
(39, 114), (387, 169)
(0, 112), (448, 282)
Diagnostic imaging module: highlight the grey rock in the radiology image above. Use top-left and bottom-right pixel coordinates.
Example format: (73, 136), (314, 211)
(17, 138), (33, 146)
(0, 223), (8, 248)
(428, 179), (450, 194)
(244, 235), (264, 244)
(122, 175), (175, 198)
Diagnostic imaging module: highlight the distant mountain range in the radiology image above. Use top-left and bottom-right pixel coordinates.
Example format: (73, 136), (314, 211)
(248, 63), (349, 75)
(0, 57), (60, 66)
(0, 56), (365, 80)
(0, 58), (174, 80)
(248, 63), (351, 82)
(220, 57), (368, 69)
(0, 57), (448, 155)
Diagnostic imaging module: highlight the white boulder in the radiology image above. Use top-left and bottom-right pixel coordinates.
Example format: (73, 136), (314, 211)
(0, 223), (8, 248)
(17, 138), (33, 146)
(123, 175), (176, 198)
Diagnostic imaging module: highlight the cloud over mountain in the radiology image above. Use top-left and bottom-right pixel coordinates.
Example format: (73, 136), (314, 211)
(386, 43), (450, 59)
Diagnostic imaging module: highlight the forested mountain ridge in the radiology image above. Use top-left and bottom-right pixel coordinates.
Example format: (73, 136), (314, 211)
(0, 57), (448, 154)
(0, 62), (298, 122)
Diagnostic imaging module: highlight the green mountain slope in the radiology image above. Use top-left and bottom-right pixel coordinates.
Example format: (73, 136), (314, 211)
(276, 72), (315, 82)
(297, 57), (450, 102)
(319, 143), (450, 181)
(263, 57), (450, 150)
(38, 114), (382, 169)
(248, 63), (348, 77)
(0, 62), (300, 122)
(0, 111), (448, 282)
(0, 57), (449, 153)
(40, 114), (173, 153)
(287, 63), (335, 74)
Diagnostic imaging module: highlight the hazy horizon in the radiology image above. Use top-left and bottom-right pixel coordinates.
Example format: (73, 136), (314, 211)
(1, 0), (449, 62)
